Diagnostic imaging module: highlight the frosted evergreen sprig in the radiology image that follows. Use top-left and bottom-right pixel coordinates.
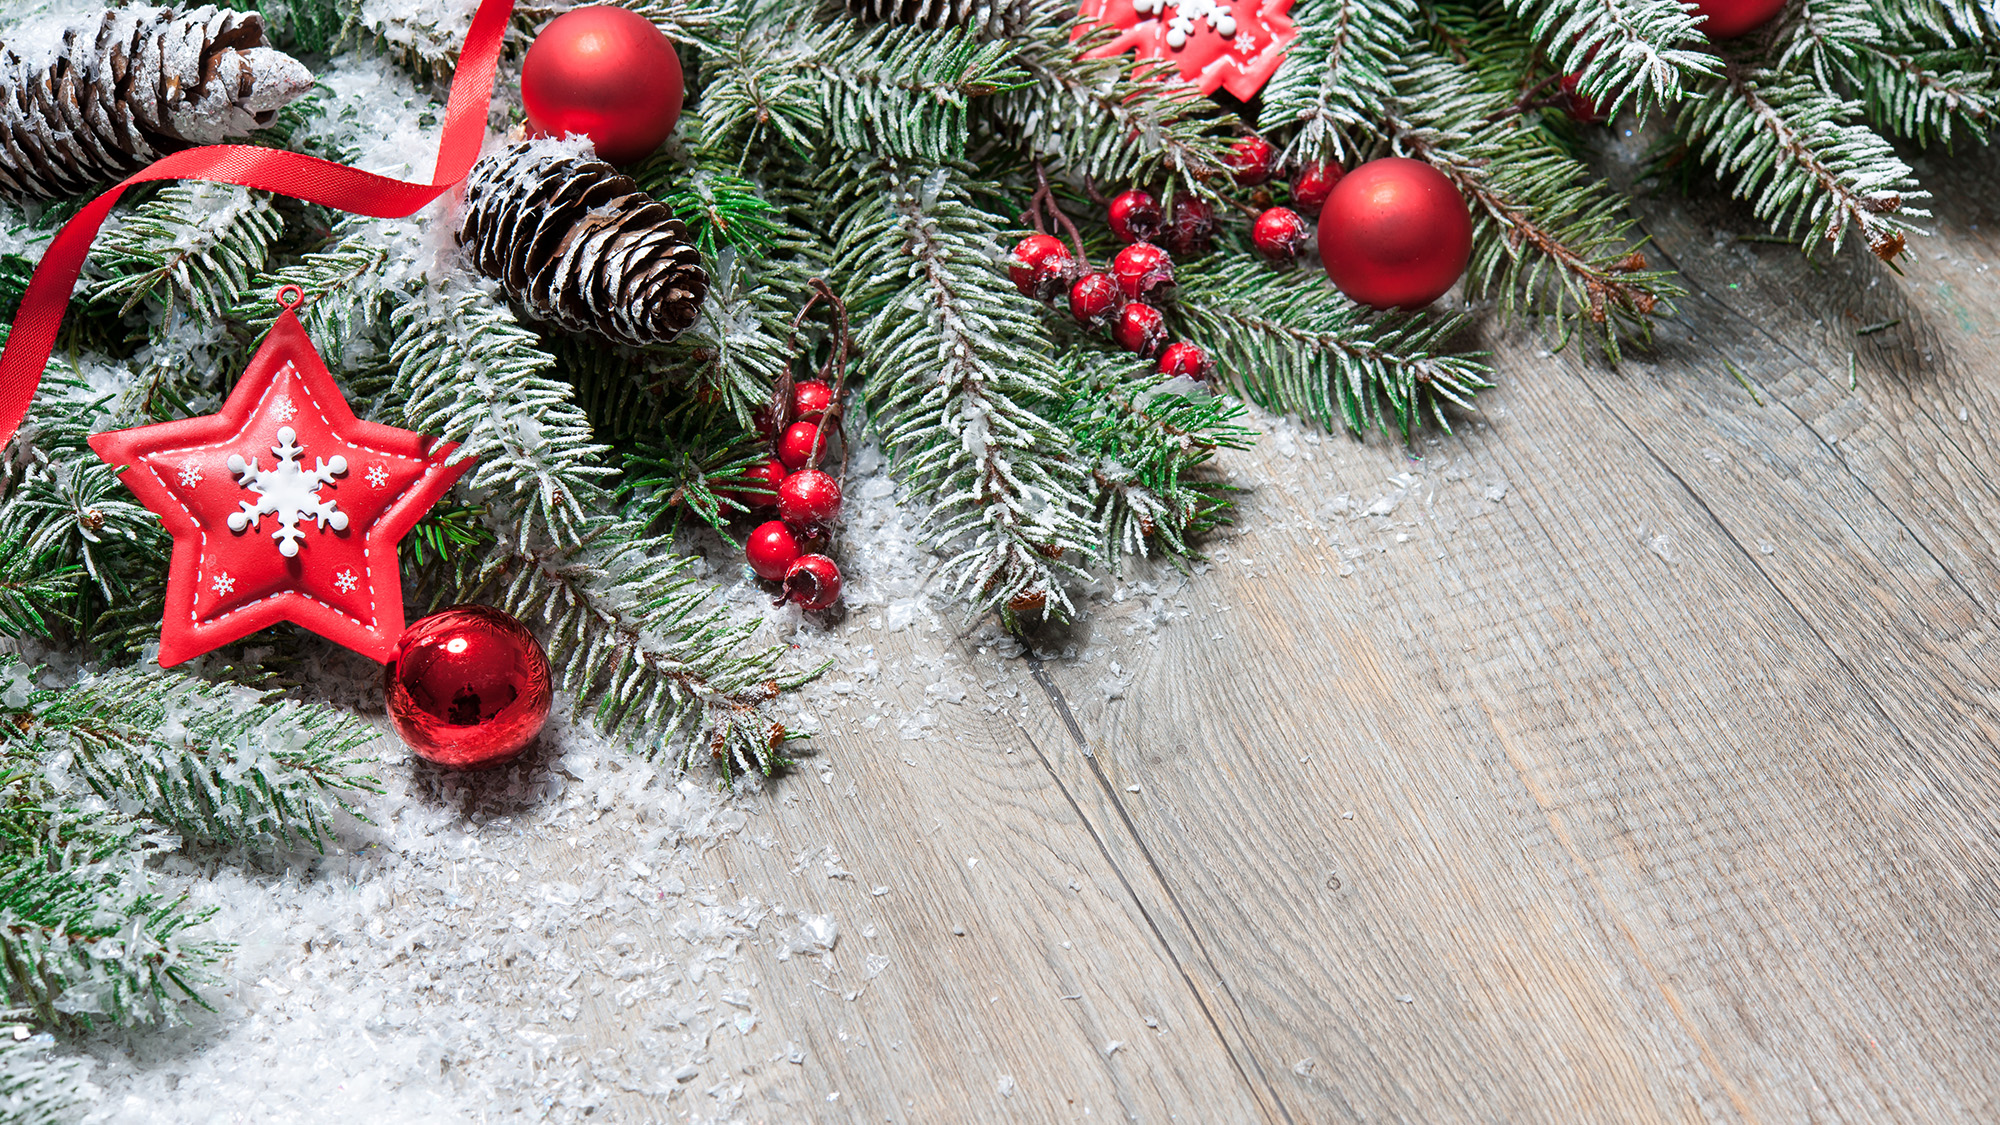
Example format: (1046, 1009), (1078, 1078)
(1510, 0), (1716, 120)
(1263, 0), (1414, 165)
(835, 163), (1097, 615)
(0, 1033), (92, 1124)
(1057, 353), (1254, 572)
(1681, 63), (1928, 259)
(1173, 259), (1492, 435)
(90, 183), (286, 326)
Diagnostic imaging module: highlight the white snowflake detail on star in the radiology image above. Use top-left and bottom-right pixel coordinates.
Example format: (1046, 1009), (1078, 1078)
(365, 464), (388, 488)
(177, 458), (203, 488)
(1131, 0), (1237, 48)
(226, 425), (350, 558)
(272, 394), (298, 423)
(211, 573), (235, 596)
(334, 569), (358, 593)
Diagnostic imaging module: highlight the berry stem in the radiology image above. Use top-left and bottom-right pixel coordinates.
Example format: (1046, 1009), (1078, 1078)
(1033, 164), (1091, 270)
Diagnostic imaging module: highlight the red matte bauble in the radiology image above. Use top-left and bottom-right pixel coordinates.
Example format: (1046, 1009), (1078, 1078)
(1317, 157), (1472, 310)
(385, 605), (553, 770)
(1691, 0), (1786, 38)
(522, 7), (684, 165)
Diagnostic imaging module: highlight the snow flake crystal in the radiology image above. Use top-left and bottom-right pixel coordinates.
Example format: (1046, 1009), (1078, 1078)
(226, 425), (350, 557)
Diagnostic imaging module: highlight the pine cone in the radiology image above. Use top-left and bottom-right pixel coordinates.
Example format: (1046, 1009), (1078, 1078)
(0, 6), (313, 200)
(842, 0), (1027, 38)
(458, 141), (707, 348)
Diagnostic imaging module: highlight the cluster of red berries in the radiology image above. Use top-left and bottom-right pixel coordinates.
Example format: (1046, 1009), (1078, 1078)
(727, 380), (846, 612)
(1007, 136), (1348, 370)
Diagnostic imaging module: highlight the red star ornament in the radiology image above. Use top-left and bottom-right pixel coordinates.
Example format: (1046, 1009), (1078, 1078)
(1077, 0), (1295, 101)
(89, 300), (472, 667)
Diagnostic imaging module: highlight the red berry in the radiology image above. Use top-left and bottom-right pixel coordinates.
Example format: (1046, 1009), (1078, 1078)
(1559, 73), (1606, 123)
(1069, 272), (1119, 326)
(792, 380), (833, 422)
(778, 420), (825, 470)
(722, 457), (785, 510)
(1157, 341), (1214, 381)
(1225, 136), (1276, 186)
(1252, 207), (1311, 262)
(1163, 196), (1216, 256)
(1107, 189), (1164, 244)
(1290, 162), (1343, 211)
(778, 469), (842, 528)
(1009, 234), (1076, 301)
(1110, 242), (1175, 302)
(1112, 302), (1167, 357)
(746, 520), (802, 581)
(751, 404), (778, 440)
(783, 554), (842, 612)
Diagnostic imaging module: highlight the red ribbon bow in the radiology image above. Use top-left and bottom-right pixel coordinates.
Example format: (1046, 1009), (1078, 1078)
(0, 0), (518, 449)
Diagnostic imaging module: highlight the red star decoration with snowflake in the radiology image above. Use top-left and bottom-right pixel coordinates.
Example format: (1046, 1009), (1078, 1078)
(1077, 0), (1295, 100)
(88, 307), (471, 667)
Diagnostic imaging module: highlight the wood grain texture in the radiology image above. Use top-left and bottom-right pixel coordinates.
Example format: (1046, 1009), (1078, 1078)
(528, 143), (2000, 1123)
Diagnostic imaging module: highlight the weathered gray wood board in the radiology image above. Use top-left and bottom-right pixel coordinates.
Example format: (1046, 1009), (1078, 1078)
(546, 142), (2000, 1123)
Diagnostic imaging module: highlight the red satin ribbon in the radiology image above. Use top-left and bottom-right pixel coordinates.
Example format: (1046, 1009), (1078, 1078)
(0, 0), (518, 449)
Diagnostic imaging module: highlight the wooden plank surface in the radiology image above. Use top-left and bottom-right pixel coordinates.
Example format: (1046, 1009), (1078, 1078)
(530, 141), (2000, 1122)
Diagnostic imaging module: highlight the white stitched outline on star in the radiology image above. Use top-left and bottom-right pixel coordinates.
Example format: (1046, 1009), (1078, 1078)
(177, 459), (203, 488)
(365, 464), (388, 488)
(334, 569), (358, 593)
(212, 573), (235, 596)
(226, 426), (350, 558)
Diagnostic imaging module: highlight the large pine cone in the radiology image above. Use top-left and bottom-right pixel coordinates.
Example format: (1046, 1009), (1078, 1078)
(0, 6), (313, 200)
(842, 0), (1027, 37)
(458, 141), (707, 348)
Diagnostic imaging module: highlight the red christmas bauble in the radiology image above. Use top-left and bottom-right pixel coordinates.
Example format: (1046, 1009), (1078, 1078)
(385, 606), (553, 770)
(1317, 158), (1472, 310)
(1692, 0), (1785, 38)
(522, 7), (684, 165)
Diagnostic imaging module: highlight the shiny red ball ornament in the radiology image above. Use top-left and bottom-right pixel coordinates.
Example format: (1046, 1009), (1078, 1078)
(1113, 302), (1167, 357)
(1111, 242), (1175, 302)
(1291, 162), (1343, 211)
(1009, 234), (1077, 301)
(747, 520), (803, 581)
(521, 7), (684, 165)
(778, 469), (842, 528)
(385, 605), (553, 771)
(1108, 189), (1164, 244)
(1225, 136), (1277, 185)
(1317, 157), (1472, 310)
(1163, 196), (1216, 256)
(1157, 341), (1214, 380)
(778, 420), (825, 470)
(1069, 272), (1120, 326)
(1692, 0), (1786, 38)
(783, 554), (842, 611)
(1252, 206), (1311, 261)
(792, 381), (833, 422)
(722, 457), (785, 510)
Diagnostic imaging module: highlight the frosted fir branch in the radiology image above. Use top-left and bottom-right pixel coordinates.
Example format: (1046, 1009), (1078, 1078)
(387, 278), (613, 553)
(0, 855), (218, 1030)
(1513, 0), (1718, 119)
(1264, 0), (1414, 165)
(993, 0), (1233, 195)
(1681, 64), (1929, 260)
(835, 163), (1097, 615)
(454, 524), (815, 780)
(1855, 42), (1998, 142)
(235, 217), (403, 360)
(1772, 0), (1883, 88)
(1173, 259), (1491, 436)
(89, 184), (286, 325)
(0, 1033), (92, 1124)
(520, 0), (741, 54)
(656, 246), (806, 424)
(1056, 353), (1253, 572)
(1384, 53), (1677, 354)
(31, 668), (382, 852)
